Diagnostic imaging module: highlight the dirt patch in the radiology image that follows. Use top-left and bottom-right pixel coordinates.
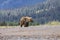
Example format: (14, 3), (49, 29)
(0, 25), (60, 40)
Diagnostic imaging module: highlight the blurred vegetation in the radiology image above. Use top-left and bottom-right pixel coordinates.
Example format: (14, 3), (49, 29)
(46, 21), (60, 25)
(0, 21), (7, 26)
(0, 21), (60, 27)
(0, 21), (40, 26)
(29, 22), (40, 26)
(0, 0), (60, 26)
(0, 21), (19, 26)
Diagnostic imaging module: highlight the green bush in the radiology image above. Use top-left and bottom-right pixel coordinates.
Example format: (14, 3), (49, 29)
(29, 22), (40, 26)
(0, 21), (40, 26)
(6, 22), (19, 26)
(0, 21), (7, 26)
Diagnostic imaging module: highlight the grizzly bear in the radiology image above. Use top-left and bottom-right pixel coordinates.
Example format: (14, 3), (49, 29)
(20, 16), (33, 27)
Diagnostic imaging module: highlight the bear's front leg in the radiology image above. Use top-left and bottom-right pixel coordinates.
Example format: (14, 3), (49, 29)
(24, 22), (29, 27)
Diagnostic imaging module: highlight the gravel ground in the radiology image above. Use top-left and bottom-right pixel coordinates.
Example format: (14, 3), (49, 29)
(0, 25), (60, 40)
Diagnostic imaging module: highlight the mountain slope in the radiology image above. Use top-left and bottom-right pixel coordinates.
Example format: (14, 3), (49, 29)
(0, 0), (60, 25)
(0, 0), (45, 9)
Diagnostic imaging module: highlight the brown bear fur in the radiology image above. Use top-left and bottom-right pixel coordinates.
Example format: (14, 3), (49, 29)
(20, 16), (33, 27)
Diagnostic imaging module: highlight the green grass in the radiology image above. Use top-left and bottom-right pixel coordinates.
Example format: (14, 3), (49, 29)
(0, 21), (60, 28)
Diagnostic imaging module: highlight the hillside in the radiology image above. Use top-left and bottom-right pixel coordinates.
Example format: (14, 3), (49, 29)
(0, 0), (45, 9)
(0, 0), (60, 25)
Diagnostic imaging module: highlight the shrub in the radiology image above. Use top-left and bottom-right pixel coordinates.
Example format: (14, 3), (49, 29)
(47, 21), (60, 25)
(29, 22), (40, 26)
(6, 22), (19, 26)
(0, 21), (7, 26)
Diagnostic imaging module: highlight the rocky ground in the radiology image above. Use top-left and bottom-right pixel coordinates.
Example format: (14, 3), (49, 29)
(0, 25), (60, 40)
